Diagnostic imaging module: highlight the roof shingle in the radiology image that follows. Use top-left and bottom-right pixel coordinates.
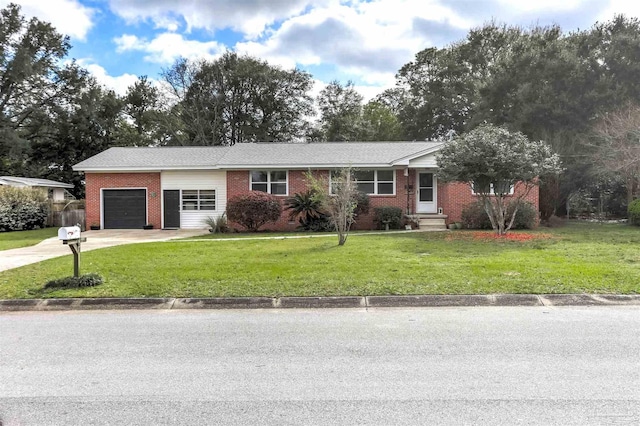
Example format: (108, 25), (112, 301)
(73, 141), (444, 171)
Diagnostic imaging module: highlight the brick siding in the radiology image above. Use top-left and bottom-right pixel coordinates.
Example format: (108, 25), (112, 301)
(85, 169), (540, 231)
(85, 172), (161, 229)
(226, 169), (416, 231)
(438, 181), (539, 225)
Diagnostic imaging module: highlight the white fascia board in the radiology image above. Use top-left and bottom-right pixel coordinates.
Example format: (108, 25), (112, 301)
(218, 163), (397, 169)
(73, 166), (221, 173)
(391, 143), (445, 166)
(75, 163), (411, 173)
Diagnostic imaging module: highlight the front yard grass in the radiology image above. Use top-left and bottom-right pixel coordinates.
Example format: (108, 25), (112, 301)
(0, 227), (58, 251)
(0, 221), (639, 299)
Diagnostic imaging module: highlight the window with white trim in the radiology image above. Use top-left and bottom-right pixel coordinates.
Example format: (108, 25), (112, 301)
(472, 181), (514, 195)
(331, 169), (395, 195)
(182, 190), (216, 210)
(250, 171), (287, 195)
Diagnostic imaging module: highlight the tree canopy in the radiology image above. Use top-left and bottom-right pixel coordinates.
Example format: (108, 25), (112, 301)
(161, 52), (314, 145)
(437, 125), (561, 234)
(390, 17), (640, 216)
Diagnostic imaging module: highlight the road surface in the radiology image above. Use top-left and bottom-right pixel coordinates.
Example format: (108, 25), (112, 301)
(1, 307), (639, 425)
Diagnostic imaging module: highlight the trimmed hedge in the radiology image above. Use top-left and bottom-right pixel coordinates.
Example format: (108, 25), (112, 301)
(374, 206), (404, 230)
(461, 200), (537, 230)
(0, 186), (49, 231)
(628, 199), (640, 225)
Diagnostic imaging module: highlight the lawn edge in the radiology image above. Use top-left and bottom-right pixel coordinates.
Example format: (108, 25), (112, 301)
(1, 294), (639, 311)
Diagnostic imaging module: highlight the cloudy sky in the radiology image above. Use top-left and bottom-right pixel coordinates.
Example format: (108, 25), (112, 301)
(3, 0), (638, 99)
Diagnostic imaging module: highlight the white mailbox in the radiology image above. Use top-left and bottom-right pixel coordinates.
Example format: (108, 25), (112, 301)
(58, 226), (81, 241)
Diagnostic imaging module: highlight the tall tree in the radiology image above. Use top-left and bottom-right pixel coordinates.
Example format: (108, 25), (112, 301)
(395, 46), (476, 141)
(161, 52), (313, 145)
(121, 75), (162, 146)
(359, 101), (403, 141)
(29, 75), (126, 197)
(316, 81), (364, 141)
(0, 3), (76, 174)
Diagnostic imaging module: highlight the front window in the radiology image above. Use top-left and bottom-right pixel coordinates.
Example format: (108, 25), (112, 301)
(182, 190), (216, 210)
(472, 180), (514, 196)
(250, 171), (287, 195)
(331, 169), (395, 195)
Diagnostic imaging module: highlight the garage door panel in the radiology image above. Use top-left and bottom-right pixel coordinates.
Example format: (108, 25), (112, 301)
(103, 189), (146, 229)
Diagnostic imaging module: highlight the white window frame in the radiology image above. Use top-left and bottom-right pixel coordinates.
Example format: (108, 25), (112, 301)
(181, 189), (216, 211)
(471, 182), (515, 196)
(250, 170), (288, 195)
(330, 169), (396, 196)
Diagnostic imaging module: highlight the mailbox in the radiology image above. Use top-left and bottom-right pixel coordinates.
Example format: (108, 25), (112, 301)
(58, 226), (81, 241)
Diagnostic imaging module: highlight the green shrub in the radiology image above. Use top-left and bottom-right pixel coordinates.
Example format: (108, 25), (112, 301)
(44, 273), (103, 289)
(374, 206), (404, 230)
(461, 200), (537, 230)
(285, 190), (332, 231)
(510, 202), (537, 229)
(628, 199), (640, 225)
(353, 191), (370, 216)
(0, 186), (49, 231)
(227, 191), (282, 232)
(461, 202), (492, 229)
(204, 213), (230, 233)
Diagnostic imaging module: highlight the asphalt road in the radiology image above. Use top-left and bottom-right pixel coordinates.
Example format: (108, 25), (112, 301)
(1, 307), (639, 425)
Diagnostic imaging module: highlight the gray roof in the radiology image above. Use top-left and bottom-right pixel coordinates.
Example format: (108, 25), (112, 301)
(73, 142), (444, 171)
(0, 176), (74, 188)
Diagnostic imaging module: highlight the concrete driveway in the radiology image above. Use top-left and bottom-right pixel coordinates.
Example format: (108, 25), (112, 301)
(0, 229), (209, 272)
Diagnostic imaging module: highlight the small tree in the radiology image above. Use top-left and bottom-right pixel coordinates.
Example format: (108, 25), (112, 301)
(306, 168), (361, 245)
(437, 124), (561, 235)
(591, 102), (640, 206)
(226, 191), (282, 232)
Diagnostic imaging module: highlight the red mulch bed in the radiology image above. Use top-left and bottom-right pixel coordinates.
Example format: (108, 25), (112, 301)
(445, 231), (554, 242)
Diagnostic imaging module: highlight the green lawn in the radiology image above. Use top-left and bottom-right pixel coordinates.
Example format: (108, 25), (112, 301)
(0, 227), (58, 251)
(1, 222), (639, 299)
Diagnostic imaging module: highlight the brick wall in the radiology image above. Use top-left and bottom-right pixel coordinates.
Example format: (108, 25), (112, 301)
(226, 170), (319, 231)
(85, 172), (162, 229)
(438, 181), (540, 225)
(226, 169), (415, 231)
(85, 170), (540, 231)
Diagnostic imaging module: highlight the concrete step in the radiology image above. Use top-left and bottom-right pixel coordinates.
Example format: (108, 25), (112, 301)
(419, 218), (446, 226)
(417, 214), (447, 230)
(420, 224), (448, 231)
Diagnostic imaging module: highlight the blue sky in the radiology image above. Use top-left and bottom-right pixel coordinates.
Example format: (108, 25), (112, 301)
(3, 0), (638, 99)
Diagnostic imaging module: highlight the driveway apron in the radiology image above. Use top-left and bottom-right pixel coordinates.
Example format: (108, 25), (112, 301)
(0, 229), (208, 272)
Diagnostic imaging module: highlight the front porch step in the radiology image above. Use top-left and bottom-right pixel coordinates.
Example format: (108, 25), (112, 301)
(416, 214), (448, 230)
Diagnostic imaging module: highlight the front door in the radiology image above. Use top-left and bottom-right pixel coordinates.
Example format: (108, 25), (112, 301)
(416, 172), (437, 213)
(163, 190), (180, 229)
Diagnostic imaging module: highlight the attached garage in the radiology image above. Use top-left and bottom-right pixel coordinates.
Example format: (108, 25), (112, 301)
(102, 189), (147, 229)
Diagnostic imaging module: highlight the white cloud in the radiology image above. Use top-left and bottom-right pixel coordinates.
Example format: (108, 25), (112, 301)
(495, 0), (585, 13)
(236, 0), (470, 86)
(114, 33), (225, 64)
(107, 0), (332, 38)
(599, 0), (640, 20)
(1, 0), (95, 40)
(79, 61), (140, 96)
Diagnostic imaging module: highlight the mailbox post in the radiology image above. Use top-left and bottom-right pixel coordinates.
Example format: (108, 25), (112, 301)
(58, 225), (87, 277)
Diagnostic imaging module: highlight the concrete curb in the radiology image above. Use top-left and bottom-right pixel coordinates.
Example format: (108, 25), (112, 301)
(1, 294), (639, 312)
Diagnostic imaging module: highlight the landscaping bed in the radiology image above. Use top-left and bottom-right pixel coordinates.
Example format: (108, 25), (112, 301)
(0, 222), (639, 299)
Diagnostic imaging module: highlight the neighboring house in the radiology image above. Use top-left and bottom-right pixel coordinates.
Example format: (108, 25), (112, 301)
(0, 176), (75, 201)
(72, 142), (538, 230)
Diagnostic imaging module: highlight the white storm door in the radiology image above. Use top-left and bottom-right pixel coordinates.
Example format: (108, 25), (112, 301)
(416, 172), (437, 213)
